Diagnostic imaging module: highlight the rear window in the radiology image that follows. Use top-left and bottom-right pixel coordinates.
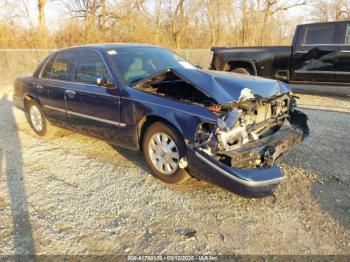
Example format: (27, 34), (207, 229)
(41, 52), (74, 80)
(41, 54), (56, 79)
(303, 24), (336, 45)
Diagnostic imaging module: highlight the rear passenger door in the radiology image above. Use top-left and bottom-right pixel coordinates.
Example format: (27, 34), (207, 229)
(334, 22), (350, 84)
(291, 23), (339, 83)
(37, 51), (75, 123)
(65, 50), (123, 142)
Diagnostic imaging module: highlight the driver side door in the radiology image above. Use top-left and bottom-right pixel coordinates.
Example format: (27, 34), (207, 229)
(291, 23), (339, 83)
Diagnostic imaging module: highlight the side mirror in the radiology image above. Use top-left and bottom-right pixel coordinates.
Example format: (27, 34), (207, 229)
(96, 74), (115, 89)
(96, 77), (104, 85)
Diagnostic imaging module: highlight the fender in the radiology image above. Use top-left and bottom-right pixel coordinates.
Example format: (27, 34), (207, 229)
(224, 59), (258, 76)
(24, 92), (40, 103)
(14, 78), (41, 110)
(120, 87), (218, 151)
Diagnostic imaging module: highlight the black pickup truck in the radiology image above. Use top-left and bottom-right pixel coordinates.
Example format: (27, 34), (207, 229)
(210, 21), (350, 94)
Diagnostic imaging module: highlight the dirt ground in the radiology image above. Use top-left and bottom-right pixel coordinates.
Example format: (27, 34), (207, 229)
(0, 85), (349, 256)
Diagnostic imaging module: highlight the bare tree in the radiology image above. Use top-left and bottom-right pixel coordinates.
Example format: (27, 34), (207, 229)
(38, 0), (47, 47)
(204, 0), (232, 46)
(311, 0), (350, 21)
(259, 0), (306, 45)
(241, 0), (247, 45)
(163, 0), (187, 49)
(155, 0), (163, 45)
(0, 0), (22, 24)
(0, 0), (326, 49)
(64, 0), (103, 41)
(100, 0), (106, 32)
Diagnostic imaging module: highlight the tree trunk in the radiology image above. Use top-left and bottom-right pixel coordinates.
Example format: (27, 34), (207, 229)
(171, 0), (185, 49)
(251, 0), (261, 45)
(101, 0), (107, 33)
(241, 0), (246, 45)
(260, 0), (273, 45)
(38, 0), (47, 47)
(155, 0), (162, 45)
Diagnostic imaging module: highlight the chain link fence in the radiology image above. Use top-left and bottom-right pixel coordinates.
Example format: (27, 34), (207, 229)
(0, 49), (53, 85)
(174, 49), (212, 69)
(0, 48), (212, 85)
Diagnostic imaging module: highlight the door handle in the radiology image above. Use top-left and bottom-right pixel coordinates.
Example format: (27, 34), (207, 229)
(340, 50), (350, 53)
(296, 50), (308, 54)
(35, 85), (43, 93)
(66, 90), (76, 98)
(66, 90), (76, 95)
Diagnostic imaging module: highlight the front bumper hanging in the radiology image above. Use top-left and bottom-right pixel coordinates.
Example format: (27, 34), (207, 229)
(186, 112), (308, 197)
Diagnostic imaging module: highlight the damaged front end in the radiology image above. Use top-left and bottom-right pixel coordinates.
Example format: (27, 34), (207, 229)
(212, 93), (308, 169)
(191, 91), (309, 196)
(134, 68), (309, 196)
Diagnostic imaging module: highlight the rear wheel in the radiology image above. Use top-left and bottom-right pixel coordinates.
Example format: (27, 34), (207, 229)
(231, 67), (250, 75)
(26, 99), (57, 137)
(142, 122), (190, 184)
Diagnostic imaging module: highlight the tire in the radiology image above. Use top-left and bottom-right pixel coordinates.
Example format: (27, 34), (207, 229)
(26, 99), (57, 137)
(231, 67), (250, 75)
(142, 122), (191, 184)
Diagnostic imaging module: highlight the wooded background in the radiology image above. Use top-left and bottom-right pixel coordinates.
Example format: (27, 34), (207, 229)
(0, 0), (350, 49)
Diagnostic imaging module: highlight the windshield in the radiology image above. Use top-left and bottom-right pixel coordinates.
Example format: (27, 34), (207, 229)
(107, 47), (196, 85)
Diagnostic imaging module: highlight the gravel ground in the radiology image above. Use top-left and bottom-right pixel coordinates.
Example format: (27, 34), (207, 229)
(297, 94), (350, 113)
(0, 86), (349, 256)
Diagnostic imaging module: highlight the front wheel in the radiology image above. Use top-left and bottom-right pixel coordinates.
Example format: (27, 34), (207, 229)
(142, 122), (190, 184)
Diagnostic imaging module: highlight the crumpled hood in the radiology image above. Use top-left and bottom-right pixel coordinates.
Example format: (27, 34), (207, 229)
(171, 68), (291, 104)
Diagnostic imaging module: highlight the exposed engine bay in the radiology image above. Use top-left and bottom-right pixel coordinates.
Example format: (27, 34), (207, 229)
(134, 69), (308, 170)
(133, 70), (217, 106)
(215, 92), (294, 152)
(196, 93), (307, 169)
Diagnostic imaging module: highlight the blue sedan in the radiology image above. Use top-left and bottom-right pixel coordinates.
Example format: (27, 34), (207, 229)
(13, 44), (309, 196)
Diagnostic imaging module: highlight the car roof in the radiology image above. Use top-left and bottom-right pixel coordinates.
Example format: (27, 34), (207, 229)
(57, 43), (161, 53)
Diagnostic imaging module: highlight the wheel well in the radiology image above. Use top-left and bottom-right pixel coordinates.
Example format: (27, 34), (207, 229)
(137, 115), (182, 151)
(23, 95), (34, 110)
(23, 95), (42, 111)
(226, 61), (256, 75)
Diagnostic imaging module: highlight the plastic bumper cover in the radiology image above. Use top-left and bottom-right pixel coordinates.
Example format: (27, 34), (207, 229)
(186, 146), (284, 196)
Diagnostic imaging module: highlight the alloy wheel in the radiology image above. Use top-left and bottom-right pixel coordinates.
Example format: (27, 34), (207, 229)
(30, 105), (44, 132)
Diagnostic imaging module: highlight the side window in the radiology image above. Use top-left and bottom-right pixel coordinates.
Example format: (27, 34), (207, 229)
(49, 52), (74, 81)
(294, 26), (306, 46)
(345, 24), (350, 45)
(303, 24), (336, 45)
(41, 54), (56, 79)
(74, 51), (111, 85)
